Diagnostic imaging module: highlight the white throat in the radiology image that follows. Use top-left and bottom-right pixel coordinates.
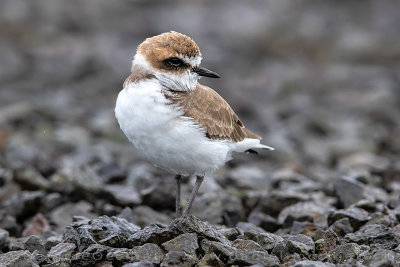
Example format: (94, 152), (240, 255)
(132, 53), (201, 92)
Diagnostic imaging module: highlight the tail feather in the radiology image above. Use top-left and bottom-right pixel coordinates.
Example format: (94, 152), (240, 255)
(253, 143), (275, 150)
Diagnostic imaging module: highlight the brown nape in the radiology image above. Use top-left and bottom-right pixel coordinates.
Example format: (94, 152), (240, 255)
(123, 65), (155, 87)
(137, 31), (200, 73)
(164, 84), (262, 142)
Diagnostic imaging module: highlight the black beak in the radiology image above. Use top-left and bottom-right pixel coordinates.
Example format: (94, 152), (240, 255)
(192, 66), (220, 78)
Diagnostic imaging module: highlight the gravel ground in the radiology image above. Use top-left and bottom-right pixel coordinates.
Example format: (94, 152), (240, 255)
(1, 0), (400, 266)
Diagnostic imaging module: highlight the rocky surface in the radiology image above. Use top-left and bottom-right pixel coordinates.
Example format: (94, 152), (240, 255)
(1, 0), (400, 266)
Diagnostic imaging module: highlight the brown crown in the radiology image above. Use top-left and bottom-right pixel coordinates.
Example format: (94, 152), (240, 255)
(137, 31), (201, 70)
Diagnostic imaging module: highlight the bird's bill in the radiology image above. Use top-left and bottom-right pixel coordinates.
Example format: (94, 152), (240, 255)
(192, 66), (220, 78)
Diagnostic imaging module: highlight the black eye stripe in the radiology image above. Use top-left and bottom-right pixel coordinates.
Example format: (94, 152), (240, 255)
(163, 57), (187, 68)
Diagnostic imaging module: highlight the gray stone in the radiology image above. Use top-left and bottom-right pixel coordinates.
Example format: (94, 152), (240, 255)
(329, 217), (354, 236)
(328, 207), (371, 231)
(294, 260), (335, 267)
(0, 228), (10, 251)
(128, 223), (174, 246)
(200, 239), (236, 258)
(70, 244), (108, 267)
(244, 230), (284, 250)
(232, 239), (265, 251)
(0, 250), (39, 267)
(161, 233), (198, 254)
(48, 242), (76, 262)
(102, 184), (141, 206)
(23, 235), (46, 254)
(255, 191), (309, 216)
(236, 222), (266, 233)
(227, 249), (280, 266)
(345, 224), (395, 248)
(314, 230), (340, 255)
(44, 235), (63, 251)
(14, 167), (50, 190)
(362, 248), (400, 266)
(51, 201), (95, 231)
(285, 234), (315, 256)
(169, 215), (231, 245)
(334, 176), (366, 208)
(160, 251), (196, 267)
(106, 248), (135, 265)
(122, 262), (155, 267)
(120, 206), (171, 228)
(327, 243), (361, 264)
(217, 227), (241, 241)
(248, 211), (280, 233)
(278, 201), (329, 227)
(133, 243), (164, 264)
(197, 252), (225, 267)
(2, 191), (44, 221)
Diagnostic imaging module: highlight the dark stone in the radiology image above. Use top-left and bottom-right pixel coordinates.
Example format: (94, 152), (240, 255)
(200, 239), (236, 261)
(122, 262), (155, 267)
(47, 242), (76, 262)
(255, 191), (309, 216)
(345, 224), (396, 248)
(315, 230), (340, 255)
(334, 176), (366, 208)
(102, 184), (141, 206)
(120, 206), (171, 228)
(23, 235), (47, 254)
(284, 234), (315, 256)
(328, 207), (371, 231)
(140, 182), (175, 211)
(248, 211), (280, 233)
(227, 249), (280, 266)
(96, 163), (127, 184)
(161, 233), (198, 254)
(329, 217), (354, 236)
(13, 168), (50, 190)
(232, 239), (265, 251)
(133, 243), (164, 264)
(217, 227), (241, 241)
(327, 243), (361, 264)
(160, 251), (196, 267)
(0, 228), (10, 251)
(236, 222), (266, 233)
(106, 248), (136, 265)
(2, 191), (44, 221)
(294, 260), (335, 267)
(362, 248), (400, 266)
(169, 215), (231, 246)
(197, 252), (225, 267)
(128, 223), (174, 246)
(70, 244), (108, 267)
(278, 201), (329, 228)
(244, 230), (283, 251)
(0, 250), (39, 267)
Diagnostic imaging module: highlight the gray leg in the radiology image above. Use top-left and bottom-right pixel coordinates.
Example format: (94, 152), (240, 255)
(175, 175), (182, 218)
(182, 175), (204, 217)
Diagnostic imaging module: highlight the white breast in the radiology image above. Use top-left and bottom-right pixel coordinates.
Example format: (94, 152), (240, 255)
(114, 80), (232, 175)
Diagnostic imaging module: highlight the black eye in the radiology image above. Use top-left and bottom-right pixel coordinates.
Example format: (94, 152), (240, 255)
(165, 57), (183, 67)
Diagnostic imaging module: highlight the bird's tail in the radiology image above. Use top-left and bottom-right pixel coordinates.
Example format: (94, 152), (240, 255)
(253, 143), (275, 150)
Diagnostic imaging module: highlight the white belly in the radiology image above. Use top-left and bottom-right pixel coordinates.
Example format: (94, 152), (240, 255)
(114, 80), (231, 175)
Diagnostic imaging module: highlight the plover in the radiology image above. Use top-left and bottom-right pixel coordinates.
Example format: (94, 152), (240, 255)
(115, 31), (274, 218)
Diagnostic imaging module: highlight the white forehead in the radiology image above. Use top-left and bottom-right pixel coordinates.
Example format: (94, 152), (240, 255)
(180, 54), (202, 67)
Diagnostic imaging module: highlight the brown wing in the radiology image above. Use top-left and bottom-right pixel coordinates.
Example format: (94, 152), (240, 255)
(166, 84), (261, 142)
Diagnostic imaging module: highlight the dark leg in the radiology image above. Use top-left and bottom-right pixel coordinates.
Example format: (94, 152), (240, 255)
(181, 175), (204, 217)
(175, 175), (182, 218)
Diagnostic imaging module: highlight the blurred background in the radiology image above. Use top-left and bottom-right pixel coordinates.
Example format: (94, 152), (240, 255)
(0, 0), (399, 238)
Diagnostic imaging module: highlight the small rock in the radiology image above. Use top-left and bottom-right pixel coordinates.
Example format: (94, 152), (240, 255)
(0, 250), (39, 267)
(128, 223), (174, 246)
(169, 215), (231, 245)
(51, 201), (95, 231)
(315, 230), (340, 255)
(122, 262), (155, 267)
(217, 227), (241, 241)
(232, 239), (264, 251)
(106, 248), (135, 265)
(23, 235), (46, 254)
(0, 228), (10, 251)
(197, 252), (225, 267)
(44, 235), (62, 251)
(334, 176), (366, 208)
(329, 217), (354, 236)
(102, 184), (141, 206)
(140, 182), (175, 211)
(120, 206), (171, 228)
(2, 191), (44, 221)
(345, 224), (395, 248)
(244, 230), (284, 251)
(328, 207), (371, 230)
(362, 248), (400, 266)
(96, 163), (127, 184)
(133, 243), (164, 264)
(160, 251), (196, 267)
(70, 244), (107, 267)
(278, 201), (329, 227)
(13, 167), (49, 190)
(248, 211), (280, 233)
(255, 191), (309, 216)
(48, 242), (76, 262)
(22, 213), (51, 237)
(327, 243), (361, 264)
(200, 239), (236, 260)
(285, 234), (315, 256)
(43, 192), (65, 210)
(294, 260), (335, 267)
(236, 222), (266, 233)
(162, 233), (198, 254)
(228, 249), (280, 266)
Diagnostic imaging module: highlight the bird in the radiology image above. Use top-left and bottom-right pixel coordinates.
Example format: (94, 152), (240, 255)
(115, 31), (274, 219)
